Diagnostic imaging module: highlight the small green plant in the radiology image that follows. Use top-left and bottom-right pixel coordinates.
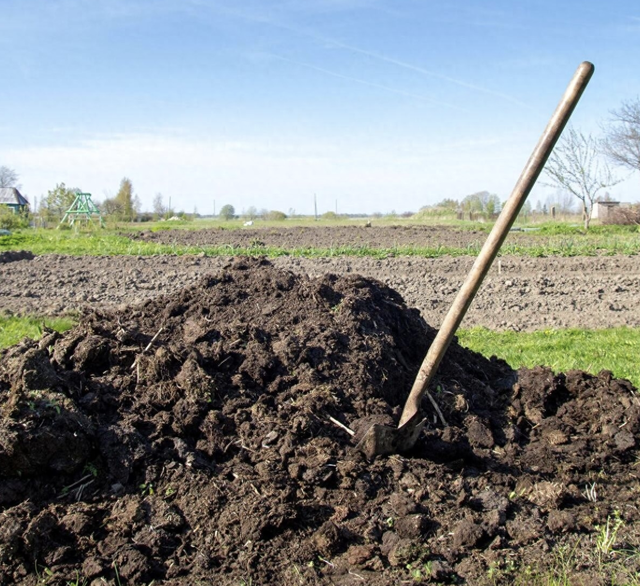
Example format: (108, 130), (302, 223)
(48, 399), (61, 415)
(595, 511), (624, 562)
(66, 571), (88, 586)
(112, 562), (123, 586)
(406, 560), (433, 581)
(164, 485), (176, 497)
(486, 561), (499, 582)
(139, 482), (155, 496)
(385, 516), (395, 528)
(34, 563), (54, 584)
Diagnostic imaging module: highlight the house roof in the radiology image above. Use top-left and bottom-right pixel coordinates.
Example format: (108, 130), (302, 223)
(0, 187), (29, 206)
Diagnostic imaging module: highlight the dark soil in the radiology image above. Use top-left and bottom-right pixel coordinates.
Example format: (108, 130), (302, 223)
(3, 253), (640, 331)
(1, 258), (639, 585)
(130, 225), (502, 250)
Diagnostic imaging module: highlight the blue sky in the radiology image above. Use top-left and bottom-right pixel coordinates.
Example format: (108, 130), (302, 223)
(1, 0), (639, 215)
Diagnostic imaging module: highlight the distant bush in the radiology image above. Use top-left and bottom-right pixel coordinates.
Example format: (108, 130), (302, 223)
(413, 206), (459, 220)
(602, 205), (640, 225)
(264, 210), (287, 221)
(321, 211), (339, 220)
(176, 211), (194, 221)
(0, 207), (30, 230)
(219, 204), (235, 220)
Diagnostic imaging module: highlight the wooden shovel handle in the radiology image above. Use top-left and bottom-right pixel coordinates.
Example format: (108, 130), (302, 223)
(399, 61), (595, 427)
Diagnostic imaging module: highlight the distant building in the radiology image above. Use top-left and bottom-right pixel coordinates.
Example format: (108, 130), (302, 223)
(0, 187), (29, 213)
(591, 201), (621, 220)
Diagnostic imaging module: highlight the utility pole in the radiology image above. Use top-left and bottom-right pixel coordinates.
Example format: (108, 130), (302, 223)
(314, 194), (318, 221)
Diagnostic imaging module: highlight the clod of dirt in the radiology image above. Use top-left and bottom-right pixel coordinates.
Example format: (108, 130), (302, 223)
(1, 257), (639, 585)
(0, 250), (34, 264)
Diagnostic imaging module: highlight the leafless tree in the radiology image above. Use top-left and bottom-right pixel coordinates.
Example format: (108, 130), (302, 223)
(545, 188), (576, 215)
(153, 193), (168, 218)
(0, 166), (19, 188)
(543, 127), (620, 230)
(603, 98), (640, 175)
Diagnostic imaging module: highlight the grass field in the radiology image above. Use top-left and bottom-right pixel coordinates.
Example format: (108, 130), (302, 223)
(2, 221), (640, 258)
(0, 315), (76, 349)
(457, 326), (640, 388)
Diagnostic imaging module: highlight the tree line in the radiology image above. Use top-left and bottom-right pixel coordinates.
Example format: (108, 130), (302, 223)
(2, 97), (640, 230)
(421, 98), (640, 229)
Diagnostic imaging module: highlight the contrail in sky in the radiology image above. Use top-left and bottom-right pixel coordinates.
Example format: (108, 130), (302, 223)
(269, 54), (467, 111)
(321, 37), (530, 108)
(195, 2), (529, 108)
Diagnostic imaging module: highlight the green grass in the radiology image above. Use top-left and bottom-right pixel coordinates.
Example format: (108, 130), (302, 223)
(2, 223), (640, 258)
(458, 326), (640, 388)
(0, 316), (76, 349)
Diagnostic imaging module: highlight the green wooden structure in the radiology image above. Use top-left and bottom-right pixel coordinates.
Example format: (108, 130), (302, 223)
(59, 192), (105, 228)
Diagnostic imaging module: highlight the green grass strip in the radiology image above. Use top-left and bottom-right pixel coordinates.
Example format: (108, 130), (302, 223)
(0, 316), (76, 349)
(457, 326), (640, 389)
(3, 229), (640, 258)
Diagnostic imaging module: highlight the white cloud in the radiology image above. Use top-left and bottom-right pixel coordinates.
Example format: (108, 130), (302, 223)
(3, 130), (554, 214)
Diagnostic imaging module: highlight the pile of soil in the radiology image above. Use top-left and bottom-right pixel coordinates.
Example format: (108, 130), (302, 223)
(1, 258), (639, 585)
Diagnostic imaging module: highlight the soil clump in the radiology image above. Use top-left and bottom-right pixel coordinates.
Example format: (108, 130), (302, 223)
(1, 258), (639, 585)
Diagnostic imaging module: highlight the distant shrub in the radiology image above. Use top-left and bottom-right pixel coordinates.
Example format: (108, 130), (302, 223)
(413, 206), (458, 220)
(0, 207), (30, 230)
(264, 210), (287, 221)
(602, 205), (640, 225)
(219, 204), (235, 220)
(321, 211), (339, 220)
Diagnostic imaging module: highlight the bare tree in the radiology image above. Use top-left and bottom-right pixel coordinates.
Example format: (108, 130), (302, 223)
(543, 127), (620, 230)
(242, 206), (258, 220)
(603, 98), (640, 175)
(545, 188), (576, 215)
(153, 193), (167, 219)
(0, 166), (19, 188)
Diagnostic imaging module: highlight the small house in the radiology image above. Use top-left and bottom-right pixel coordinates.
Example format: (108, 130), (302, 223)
(0, 187), (29, 213)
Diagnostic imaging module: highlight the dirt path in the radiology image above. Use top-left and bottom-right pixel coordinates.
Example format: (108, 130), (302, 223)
(2, 253), (640, 331)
